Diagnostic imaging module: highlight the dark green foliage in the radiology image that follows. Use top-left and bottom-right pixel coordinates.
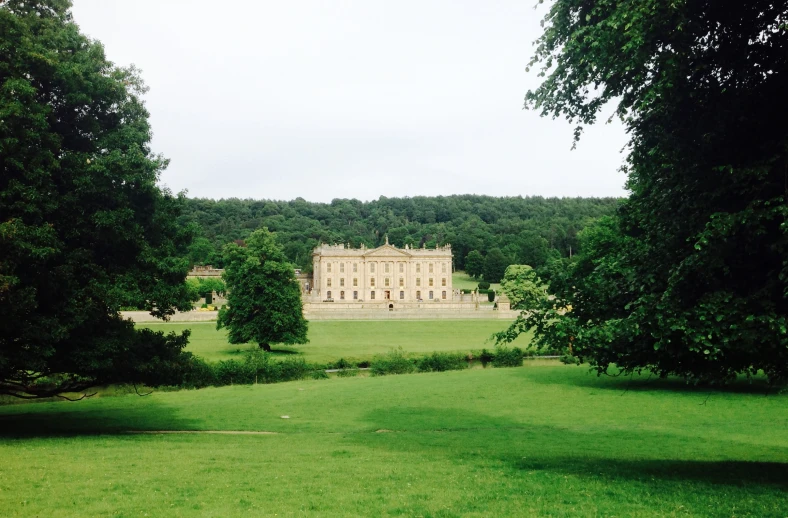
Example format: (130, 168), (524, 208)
(217, 227), (308, 352)
(487, 290), (496, 303)
(516, 0), (788, 386)
(479, 349), (495, 367)
(181, 349), (312, 387)
(369, 348), (417, 376)
(0, 1), (196, 398)
(415, 352), (468, 373)
(179, 196), (620, 270)
(310, 369), (329, 380)
(483, 249), (509, 283)
(464, 250), (485, 278)
(477, 281), (491, 290)
(492, 346), (524, 368)
(335, 368), (360, 378)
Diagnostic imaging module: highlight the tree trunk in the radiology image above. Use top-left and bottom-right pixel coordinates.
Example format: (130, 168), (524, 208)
(259, 343), (271, 352)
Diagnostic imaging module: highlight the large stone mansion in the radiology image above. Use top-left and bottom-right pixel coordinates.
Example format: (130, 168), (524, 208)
(310, 239), (453, 304)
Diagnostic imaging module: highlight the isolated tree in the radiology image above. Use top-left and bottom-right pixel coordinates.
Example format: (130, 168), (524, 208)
(0, 1), (196, 398)
(217, 228), (308, 352)
(482, 248), (509, 284)
(500, 265), (544, 311)
(464, 250), (485, 278)
(511, 0), (788, 385)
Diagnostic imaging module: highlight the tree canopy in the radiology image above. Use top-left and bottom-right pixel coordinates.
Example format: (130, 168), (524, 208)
(217, 228), (308, 352)
(0, 1), (196, 398)
(500, 265), (544, 311)
(512, 0), (788, 385)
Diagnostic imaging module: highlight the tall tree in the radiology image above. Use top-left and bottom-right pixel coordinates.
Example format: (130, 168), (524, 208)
(482, 248), (509, 284)
(217, 228), (308, 352)
(500, 265), (545, 311)
(515, 0), (788, 385)
(0, 0), (196, 398)
(464, 250), (485, 278)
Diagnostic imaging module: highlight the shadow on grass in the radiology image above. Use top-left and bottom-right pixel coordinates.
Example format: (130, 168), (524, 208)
(358, 407), (788, 490)
(523, 366), (778, 395)
(0, 399), (200, 438)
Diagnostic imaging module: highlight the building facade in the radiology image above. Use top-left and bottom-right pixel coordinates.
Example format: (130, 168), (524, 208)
(311, 239), (453, 303)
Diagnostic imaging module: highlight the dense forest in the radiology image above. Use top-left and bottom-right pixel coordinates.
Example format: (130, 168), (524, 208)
(179, 195), (621, 273)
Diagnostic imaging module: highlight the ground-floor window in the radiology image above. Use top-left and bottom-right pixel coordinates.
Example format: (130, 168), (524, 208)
(399, 291), (404, 299)
(353, 291), (358, 300)
(429, 291), (434, 300)
(371, 291), (376, 300)
(327, 291), (332, 299)
(416, 290), (421, 300)
(442, 290), (447, 299)
(340, 291), (345, 300)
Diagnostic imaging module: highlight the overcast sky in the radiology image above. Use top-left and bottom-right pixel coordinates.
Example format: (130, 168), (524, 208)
(70, 0), (629, 203)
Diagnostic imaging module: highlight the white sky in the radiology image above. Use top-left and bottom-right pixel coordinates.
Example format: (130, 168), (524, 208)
(70, 0), (629, 203)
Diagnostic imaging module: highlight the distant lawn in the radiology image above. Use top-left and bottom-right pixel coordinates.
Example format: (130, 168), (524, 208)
(452, 270), (501, 291)
(141, 320), (532, 364)
(1, 367), (785, 517)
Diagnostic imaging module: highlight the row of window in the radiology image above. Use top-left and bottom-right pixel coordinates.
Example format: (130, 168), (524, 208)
(325, 290), (448, 300)
(326, 277), (448, 287)
(325, 262), (448, 274)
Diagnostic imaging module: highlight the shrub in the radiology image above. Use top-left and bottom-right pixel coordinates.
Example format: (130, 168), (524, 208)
(370, 347), (417, 376)
(488, 290), (496, 302)
(181, 356), (218, 388)
(478, 281), (491, 290)
(492, 346), (524, 367)
(311, 370), (329, 380)
(216, 359), (254, 385)
(357, 360), (370, 369)
(335, 368), (360, 378)
(416, 352), (468, 372)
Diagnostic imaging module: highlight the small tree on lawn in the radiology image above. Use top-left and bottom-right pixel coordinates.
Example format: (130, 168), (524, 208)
(217, 228), (308, 352)
(500, 265), (545, 311)
(482, 248), (509, 284)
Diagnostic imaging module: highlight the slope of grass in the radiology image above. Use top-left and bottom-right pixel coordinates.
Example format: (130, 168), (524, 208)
(1, 367), (785, 517)
(452, 270), (501, 291)
(141, 320), (532, 364)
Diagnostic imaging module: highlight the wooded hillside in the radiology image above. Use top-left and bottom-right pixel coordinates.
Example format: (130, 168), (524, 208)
(179, 195), (621, 271)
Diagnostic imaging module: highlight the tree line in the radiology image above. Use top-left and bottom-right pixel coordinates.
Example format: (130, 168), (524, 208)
(179, 195), (621, 275)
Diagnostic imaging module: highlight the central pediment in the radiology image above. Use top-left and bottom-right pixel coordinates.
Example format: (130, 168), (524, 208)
(362, 244), (412, 257)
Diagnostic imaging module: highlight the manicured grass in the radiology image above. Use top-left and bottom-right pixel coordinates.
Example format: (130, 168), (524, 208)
(1, 366), (786, 517)
(141, 320), (532, 364)
(452, 270), (501, 291)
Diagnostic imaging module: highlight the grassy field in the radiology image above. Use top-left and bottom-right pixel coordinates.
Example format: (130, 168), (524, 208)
(452, 270), (501, 291)
(141, 320), (532, 364)
(1, 366), (785, 517)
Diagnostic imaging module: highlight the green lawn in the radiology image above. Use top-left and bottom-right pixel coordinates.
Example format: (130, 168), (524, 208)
(141, 320), (532, 364)
(452, 270), (501, 291)
(1, 366), (785, 517)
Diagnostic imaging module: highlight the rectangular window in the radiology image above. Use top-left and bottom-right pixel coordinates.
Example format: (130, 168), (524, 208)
(416, 278), (421, 287)
(340, 263), (345, 273)
(399, 278), (404, 287)
(385, 263), (390, 273)
(429, 278), (434, 287)
(429, 263), (434, 273)
(340, 278), (345, 287)
(353, 291), (358, 300)
(327, 278), (332, 287)
(327, 263), (332, 273)
(442, 290), (447, 300)
(429, 291), (434, 300)
(370, 263), (376, 273)
(399, 263), (404, 273)
(370, 278), (376, 287)
(441, 278), (446, 286)
(327, 291), (332, 299)
(416, 290), (421, 300)
(340, 291), (345, 300)
(384, 278), (390, 287)
(353, 278), (358, 287)
(442, 263), (447, 273)
(371, 291), (376, 300)
(399, 291), (404, 300)
(353, 263), (357, 273)
(416, 263), (421, 273)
